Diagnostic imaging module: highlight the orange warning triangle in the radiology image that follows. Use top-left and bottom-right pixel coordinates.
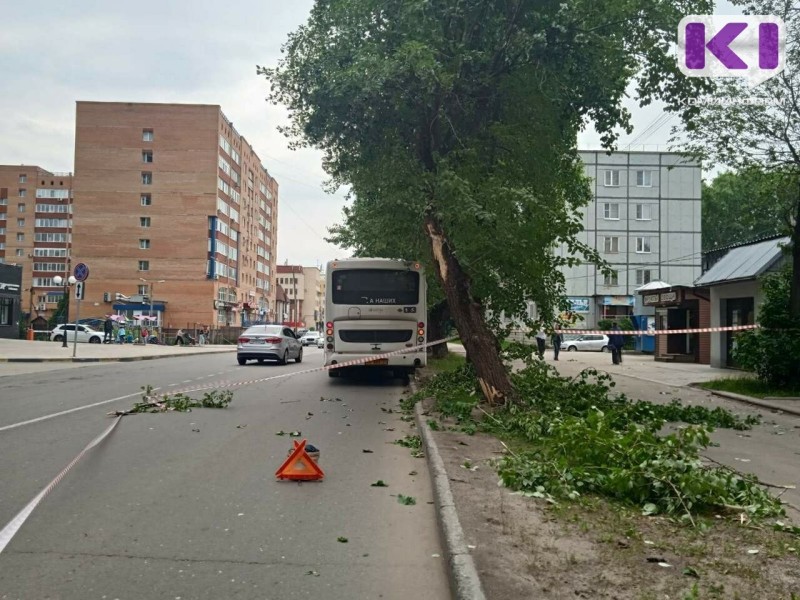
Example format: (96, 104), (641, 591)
(275, 439), (325, 480)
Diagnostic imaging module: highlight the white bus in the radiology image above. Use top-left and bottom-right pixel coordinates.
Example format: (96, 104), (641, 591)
(323, 258), (427, 380)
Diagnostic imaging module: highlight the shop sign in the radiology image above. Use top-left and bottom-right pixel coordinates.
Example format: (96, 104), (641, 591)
(602, 295), (634, 306)
(568, 297), (590, 313)
(643, 290), (682, 305)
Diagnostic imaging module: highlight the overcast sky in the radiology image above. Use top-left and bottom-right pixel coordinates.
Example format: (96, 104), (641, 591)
(0, 0), (738, 268)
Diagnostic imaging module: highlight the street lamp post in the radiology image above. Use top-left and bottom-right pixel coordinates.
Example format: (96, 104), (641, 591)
(140, 278), (165, 344)
(52, 275), (77, 348)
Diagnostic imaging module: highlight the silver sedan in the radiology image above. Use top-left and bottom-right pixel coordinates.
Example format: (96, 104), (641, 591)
(237, 325), (303, 365)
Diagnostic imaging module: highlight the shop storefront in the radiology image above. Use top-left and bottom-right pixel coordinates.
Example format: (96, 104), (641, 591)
(0, 265), (23, 339)
(641, 286), (710, 364)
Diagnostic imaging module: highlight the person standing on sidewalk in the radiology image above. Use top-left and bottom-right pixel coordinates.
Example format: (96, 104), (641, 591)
(608, 323), (624, 364)
(534, 328), (547, 359)
(551, 328), (563, 361)
(103, 319), (114, 344)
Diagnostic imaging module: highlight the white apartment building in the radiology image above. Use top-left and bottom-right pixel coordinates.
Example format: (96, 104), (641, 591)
(556, 151), (702, 328)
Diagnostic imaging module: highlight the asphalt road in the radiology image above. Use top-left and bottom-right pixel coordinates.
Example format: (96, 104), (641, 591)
(0, 348), (450, 600)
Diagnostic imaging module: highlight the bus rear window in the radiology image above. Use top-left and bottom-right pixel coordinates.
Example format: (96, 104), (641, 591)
(331, 269), (420, 305)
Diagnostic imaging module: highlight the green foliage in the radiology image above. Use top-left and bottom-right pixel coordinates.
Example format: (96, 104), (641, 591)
(701, 169), (792, 251)
(261, 0), (714, 335)
(129, 385), (233, 413)
(48, 295), (68, 328)
(397, 494), (417, 506)
(732, 269), (800, 388)
(410, 362), (781, 521)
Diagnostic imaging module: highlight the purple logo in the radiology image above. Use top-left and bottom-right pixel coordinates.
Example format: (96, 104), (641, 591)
(678, 15), (785, 86)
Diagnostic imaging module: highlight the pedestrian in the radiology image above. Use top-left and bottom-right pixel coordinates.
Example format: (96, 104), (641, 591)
(118, 324), (127, 344)
(608, 323), (624, 365)
(534, 328), (546, 359)
(141, 326), (148, 344)
(198, 326), (206, 346)
(103, 318), (113, 344)
(551, 328), (563, 361)
(204, 326), (210, 345)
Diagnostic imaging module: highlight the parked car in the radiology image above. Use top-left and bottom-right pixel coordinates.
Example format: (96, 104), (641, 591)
(237, 325), (303, 365)
(50, 324), (104, 344)
(561, 334), (610, 352)
(316, 336), (325, 349)
(299, 331), (320, 346)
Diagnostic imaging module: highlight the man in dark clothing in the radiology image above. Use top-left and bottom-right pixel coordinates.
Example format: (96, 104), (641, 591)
(608, 324), (625, 364)
(551, 329), (563, 361)
(103, 319), (114, 344)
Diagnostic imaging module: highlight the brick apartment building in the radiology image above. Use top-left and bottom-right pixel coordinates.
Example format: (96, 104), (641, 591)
(0, 166), (74, 320)
(70, 101), (278, 328)
(276, 265), (325, 330)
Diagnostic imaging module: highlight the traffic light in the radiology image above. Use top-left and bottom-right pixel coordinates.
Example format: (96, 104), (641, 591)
(75, 282), (85, 300)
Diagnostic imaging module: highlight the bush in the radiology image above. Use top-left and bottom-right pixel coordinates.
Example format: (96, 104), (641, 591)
(732, 269), (800, 389)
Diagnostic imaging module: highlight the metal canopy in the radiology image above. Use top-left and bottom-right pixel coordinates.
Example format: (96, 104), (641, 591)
(694, 236), (790, 287)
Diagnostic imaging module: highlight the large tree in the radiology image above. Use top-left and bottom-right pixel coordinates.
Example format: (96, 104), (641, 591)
(702, 168), (795, 251)
(326, 191), (452, 358)
(682, 0), (800, 317)
(260, 0), (711, 404)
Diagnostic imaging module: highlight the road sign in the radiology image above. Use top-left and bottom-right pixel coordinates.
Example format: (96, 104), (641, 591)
(74, 263), (90, 282)
(75, 282), (85, 300)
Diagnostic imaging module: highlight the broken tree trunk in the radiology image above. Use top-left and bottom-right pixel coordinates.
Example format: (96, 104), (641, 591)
(424, 213), (513, 405)
(427, 300), (450, 359)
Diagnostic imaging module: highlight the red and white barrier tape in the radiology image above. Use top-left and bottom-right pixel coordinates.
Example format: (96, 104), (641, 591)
(0, 417), (123, 553)
(553, 324), (760, 336)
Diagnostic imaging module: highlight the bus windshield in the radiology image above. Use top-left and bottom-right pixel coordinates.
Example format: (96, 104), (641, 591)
(331, 269), (420, 305)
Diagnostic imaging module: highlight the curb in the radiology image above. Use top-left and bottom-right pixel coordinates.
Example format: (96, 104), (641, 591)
(415, 401), (487, 600)
(0, 348), (236, 364)
(700, 388), (800, 418)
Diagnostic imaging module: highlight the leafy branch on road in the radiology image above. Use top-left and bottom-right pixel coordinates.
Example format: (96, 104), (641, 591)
(410, 362), (784, 523)
(109, 385), (233, 415)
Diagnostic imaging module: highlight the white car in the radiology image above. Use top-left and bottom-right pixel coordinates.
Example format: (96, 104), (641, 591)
(316, 336), (325, 349)
(561, 334), (610, 352)
(50, 324), (104, 344)
(237, 325), (303, 365)
(299, 331), (321, 346)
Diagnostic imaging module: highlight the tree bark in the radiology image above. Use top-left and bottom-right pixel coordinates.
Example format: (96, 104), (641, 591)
(423, 213), (513, 405)
(427, 300), (451, 359)
(790, 188), (800, 320)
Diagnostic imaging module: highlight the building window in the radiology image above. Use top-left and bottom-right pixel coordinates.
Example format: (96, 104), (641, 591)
(140, 217), (151, 227)
(603, 271), (619, 286)
(19, 174), (26, 183)
(635, 236), (652, 253)
(636, 170), (652, 187)
(635, 204), (652, 221)
(602, 203), (620, 220)
(141, 194), (151, 206)
(143, 129), (154, 142)
(603, 170), (620, 187)
(138, 260), (150, 271)
(138, 284), (148, 295)
(18, 189), (26, 197)
(141, 172), (152, 185)
(139, 239), (150, 249)
(603, 236), (620, 254)
(17, 218), (25, 227)
(635, 269), (652, 285)
(17, 203), (25, 213)
(142, 150), (153, 163)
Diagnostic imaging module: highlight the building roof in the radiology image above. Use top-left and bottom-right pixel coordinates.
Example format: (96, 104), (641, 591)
(635, 280), (672, 292)
(694, 236), (790, 287)
(276, 265), (303, 274)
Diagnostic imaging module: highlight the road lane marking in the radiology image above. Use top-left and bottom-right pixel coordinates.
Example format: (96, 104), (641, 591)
(0, 390), (159, 433)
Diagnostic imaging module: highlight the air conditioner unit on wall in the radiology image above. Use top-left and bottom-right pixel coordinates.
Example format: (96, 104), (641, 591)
(37, 303), (46, 311)
(103, 292), (111, 302)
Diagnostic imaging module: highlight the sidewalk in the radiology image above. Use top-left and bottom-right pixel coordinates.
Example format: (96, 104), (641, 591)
(0, 338), (235, 363)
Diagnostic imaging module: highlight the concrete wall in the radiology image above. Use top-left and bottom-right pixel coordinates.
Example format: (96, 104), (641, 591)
(708, 281), (762, 368)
